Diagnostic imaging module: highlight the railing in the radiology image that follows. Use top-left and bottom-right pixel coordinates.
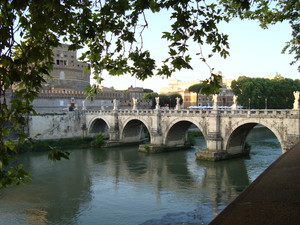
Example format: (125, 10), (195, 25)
(218, 109), (299, 118)
(85, 108), (299, 118)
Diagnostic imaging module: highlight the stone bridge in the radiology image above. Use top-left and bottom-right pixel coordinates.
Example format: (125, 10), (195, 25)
(85, 108), (300, 160)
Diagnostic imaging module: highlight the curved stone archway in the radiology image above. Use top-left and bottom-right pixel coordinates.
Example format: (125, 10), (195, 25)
(121, 119), (150, 143)
(225, 121), (283, 155)
(164, 120), (206, 147)
(88, 117), (110, 138)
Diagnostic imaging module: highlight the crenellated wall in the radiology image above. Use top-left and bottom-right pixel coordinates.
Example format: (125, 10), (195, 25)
(32, 89), (151, 113)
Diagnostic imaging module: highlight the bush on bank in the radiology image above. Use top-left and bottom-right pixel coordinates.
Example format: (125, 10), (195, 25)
(16, 136), (104, 152)
(91, 134), (105, 148)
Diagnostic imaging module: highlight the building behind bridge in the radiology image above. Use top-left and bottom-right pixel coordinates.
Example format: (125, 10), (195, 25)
(30, 44), (151, 112)
(160, 77), (235, 108)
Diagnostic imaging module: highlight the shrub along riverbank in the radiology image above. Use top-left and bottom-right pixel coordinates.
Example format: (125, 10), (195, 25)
(17, 131), (203, 153)
(17, 134), (105, 152)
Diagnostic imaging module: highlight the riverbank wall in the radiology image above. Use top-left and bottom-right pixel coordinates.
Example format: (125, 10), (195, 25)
(27, 112), (86, 140)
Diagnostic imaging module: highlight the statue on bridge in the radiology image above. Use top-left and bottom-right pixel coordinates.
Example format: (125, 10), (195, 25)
(293, 91), (300, 110)
(82, 100), (86, 110)
(231, 95), (238, 110)
(113, 99), (118, 110)
(175, 97), (181, 110)
(155, 97), (160, 110)
(132, 98), (137, 110)
(212, 94), (218, 110)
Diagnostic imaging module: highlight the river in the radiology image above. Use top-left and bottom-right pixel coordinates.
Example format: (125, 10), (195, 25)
(0, 126), (281, 225)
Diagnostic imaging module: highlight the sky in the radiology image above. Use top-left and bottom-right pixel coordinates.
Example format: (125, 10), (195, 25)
(94, 12), (299, 93)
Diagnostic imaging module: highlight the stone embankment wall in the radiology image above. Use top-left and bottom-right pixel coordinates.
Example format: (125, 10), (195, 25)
(28, 112), (87, 140)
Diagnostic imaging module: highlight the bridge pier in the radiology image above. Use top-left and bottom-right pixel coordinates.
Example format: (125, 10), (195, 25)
(196, 111), (227, 161)
(138, 144), (191, 153)
(195, 131), (229, 161)
(105, 110), (123, 147)
(138, 110), (164, 153)
(195, 110), (250, 161)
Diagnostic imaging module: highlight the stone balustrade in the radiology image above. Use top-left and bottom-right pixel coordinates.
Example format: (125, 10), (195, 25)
(84, 108), (299, 118)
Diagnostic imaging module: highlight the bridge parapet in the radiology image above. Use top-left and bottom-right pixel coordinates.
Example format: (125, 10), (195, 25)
(85, 109), (157, 115)
(160, 109), (213, 115)
(85, 108), (299, 118)
(219, 109), (299, 118)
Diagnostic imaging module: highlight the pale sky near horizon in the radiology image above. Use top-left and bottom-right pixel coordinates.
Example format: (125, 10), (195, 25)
(95, 14), (299, 92)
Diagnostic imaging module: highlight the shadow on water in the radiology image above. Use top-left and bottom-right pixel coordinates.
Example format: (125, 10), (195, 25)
(0, 127), (281, 225)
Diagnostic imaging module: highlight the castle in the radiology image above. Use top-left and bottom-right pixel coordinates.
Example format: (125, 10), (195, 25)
(32, 44), (150, 112)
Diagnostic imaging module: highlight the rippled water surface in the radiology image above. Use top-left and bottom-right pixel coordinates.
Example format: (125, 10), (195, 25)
(0, 126), (281, 225)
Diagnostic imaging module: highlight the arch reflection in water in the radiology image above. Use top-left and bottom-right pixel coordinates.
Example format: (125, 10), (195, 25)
(0, 127), (281, 225)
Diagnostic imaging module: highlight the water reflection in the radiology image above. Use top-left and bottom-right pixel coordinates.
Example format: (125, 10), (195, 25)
(0, 127), (281, 225)
(197, 159), (250, 217)
(0, 151), (94, 225)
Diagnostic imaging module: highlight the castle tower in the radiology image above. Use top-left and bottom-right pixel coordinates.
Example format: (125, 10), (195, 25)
(44, 44), (90, 91)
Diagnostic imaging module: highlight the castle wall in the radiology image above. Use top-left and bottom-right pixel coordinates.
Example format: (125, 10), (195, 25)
(32, 90), (151, 112)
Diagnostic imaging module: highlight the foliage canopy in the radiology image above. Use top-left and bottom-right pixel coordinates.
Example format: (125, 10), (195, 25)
(231, 76), (300, 109)
(1, 0), (299, 187)
(143, 92), (182, 108)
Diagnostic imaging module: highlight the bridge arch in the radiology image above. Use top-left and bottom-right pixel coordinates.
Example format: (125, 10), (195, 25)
(164, 119), (207, 147)
(121, 119), (150, 143)
(88, 117), (110, 138)
(224, 120), (283, 155)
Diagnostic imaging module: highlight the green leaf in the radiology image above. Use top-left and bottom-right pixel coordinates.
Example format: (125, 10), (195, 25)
(4, 140), (15, 152)
(48, 147), (70, 161)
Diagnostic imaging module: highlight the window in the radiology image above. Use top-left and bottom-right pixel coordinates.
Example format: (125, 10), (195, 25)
(59, 71), (65, 79)
(58, 60), (68, 65)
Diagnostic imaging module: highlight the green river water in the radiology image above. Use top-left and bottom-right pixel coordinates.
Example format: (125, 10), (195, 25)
(0, 126), (281, 225)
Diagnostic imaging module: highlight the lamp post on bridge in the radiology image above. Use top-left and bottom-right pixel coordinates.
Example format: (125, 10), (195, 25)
(248, 98), (251, 110)
(265, 98), (268, 110)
